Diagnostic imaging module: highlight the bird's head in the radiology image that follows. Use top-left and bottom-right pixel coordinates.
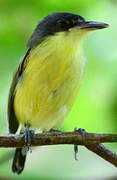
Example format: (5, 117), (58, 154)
(27, 12), (109, 48)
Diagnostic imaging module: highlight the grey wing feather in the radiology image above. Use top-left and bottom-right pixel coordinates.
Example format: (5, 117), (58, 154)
(7, 49), (31, 133)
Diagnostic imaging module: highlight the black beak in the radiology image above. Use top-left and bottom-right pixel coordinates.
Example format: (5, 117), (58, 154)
(80, 21), (109, 30)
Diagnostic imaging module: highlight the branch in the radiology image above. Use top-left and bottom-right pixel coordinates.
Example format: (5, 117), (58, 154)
(0, 132), (117, 167)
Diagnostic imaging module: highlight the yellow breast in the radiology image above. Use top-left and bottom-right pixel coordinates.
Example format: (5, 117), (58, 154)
(14, 32), (86, 131)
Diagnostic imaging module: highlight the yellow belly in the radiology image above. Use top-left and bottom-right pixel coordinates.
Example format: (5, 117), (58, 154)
(14, 42), (85, 131)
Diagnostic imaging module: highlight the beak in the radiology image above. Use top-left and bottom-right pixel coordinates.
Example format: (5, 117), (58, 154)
(80, 21), (109, 30)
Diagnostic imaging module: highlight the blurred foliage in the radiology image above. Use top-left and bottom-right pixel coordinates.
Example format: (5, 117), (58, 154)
(0, 0), (117, 179)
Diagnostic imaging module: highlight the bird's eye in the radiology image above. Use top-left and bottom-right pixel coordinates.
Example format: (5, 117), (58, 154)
(71, 19), (77, 26)
(57, 19), (66, 25)
(57, 18), (73, 30)
(56, 16), (85, 31)
(78, 18), (84, 24)
(72, 17), (85, 26)
(66, 20), (71, 25)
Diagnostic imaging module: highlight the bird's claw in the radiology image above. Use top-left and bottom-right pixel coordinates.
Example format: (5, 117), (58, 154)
(24, 126), (34, 152)
(74, 128), (87, 160)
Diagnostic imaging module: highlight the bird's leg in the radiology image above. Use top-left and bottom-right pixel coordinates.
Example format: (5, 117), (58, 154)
(74, 128), (86, 160)
(50, 128), (87, 160)
(24, 124), (35, 152)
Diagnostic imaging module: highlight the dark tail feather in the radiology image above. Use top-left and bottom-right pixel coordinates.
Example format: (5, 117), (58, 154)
(12, 148), (27, 174)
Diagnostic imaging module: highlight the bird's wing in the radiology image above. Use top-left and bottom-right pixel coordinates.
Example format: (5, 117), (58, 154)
(7, 48), (31, 133)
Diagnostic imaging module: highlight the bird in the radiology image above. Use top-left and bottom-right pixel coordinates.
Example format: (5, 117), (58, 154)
(7, 12), (109, 174)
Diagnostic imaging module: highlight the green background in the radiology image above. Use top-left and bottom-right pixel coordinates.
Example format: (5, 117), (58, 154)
(0, 0), (117, 179)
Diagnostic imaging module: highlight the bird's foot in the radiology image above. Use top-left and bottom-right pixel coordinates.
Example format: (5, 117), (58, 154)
(74, 128), (87, 160)
(24, 125), (34, 152)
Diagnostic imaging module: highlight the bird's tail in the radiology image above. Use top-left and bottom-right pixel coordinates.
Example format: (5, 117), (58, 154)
(12, 147), (28, 174)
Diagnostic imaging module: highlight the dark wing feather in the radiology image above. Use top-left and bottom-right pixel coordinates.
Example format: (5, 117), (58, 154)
(7, 48), (31, 133)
